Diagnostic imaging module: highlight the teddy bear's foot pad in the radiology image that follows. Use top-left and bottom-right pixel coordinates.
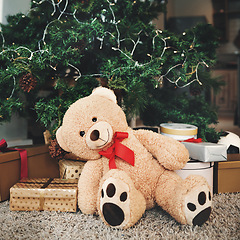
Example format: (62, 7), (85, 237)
(100, 177), (131, 228)
(99, 170), (146, 229)
(184, 185), (212, 226)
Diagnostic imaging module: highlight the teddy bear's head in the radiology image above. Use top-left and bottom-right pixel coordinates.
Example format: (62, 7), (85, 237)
(56, 87), (128, 160)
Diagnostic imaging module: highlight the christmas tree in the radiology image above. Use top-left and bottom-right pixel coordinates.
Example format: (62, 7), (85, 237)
(0, 0), (222, 142)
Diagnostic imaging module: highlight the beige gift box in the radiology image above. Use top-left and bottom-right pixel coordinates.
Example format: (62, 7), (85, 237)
(10, 178), (78, 212)
(59, 159), (85, 179)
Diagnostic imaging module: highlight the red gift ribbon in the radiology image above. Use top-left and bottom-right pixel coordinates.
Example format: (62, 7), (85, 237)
(0, 139), (28, 179)
(99, 132), (135, 170)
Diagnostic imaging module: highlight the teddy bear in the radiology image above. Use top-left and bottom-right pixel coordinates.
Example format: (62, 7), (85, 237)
(56, 87), (212, 228)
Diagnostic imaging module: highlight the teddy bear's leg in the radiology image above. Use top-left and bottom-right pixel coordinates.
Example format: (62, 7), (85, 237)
(155, 170), (212, 226)
(97, 169), (146, 229)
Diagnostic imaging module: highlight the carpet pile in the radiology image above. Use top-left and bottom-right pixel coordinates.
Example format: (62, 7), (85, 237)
(0, 193), (239, 239)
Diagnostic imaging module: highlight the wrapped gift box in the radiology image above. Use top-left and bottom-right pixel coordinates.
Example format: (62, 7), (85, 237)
(214, 154), (240, 193)
(59, 159), (85, 179)
(160, 123), (198, 141)
(10, 178), (78, 212)
(182, 142), (227, 162)
(175, 160), (214, 194)
(0, 145), (60, 202)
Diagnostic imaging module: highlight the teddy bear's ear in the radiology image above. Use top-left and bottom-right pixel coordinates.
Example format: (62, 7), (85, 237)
(56, 126), (71, 152)
(91, 87), (117, 104)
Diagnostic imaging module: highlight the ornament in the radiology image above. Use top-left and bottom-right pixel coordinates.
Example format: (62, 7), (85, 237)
(49, 139), (68, 160)
(19, 73), (37, 92)
(189, 83), (202, 96)
(71, 39), (85, 52)
(78, 0), (94, 13)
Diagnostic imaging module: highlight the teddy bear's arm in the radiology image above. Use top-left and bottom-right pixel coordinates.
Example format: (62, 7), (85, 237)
(133, 129), (189, 170)
(78, 160), (103, 214)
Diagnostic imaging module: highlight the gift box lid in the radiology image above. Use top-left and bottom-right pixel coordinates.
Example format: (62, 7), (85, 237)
(182, 142), (227, 162)
(10, 178), (78, 212)
(0, 145), (50, 164)
(11, 178), (78, 189)
(160, 123), (198, 136)
(10, 178), (78, 198)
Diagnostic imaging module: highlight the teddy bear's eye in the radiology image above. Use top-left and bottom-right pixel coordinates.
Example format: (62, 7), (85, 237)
(92, 117), (97, 122)
(80, 131), (85, 137)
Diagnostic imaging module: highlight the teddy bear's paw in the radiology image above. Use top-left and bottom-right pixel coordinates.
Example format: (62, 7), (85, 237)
(184, 184), (212, 226)
(100, 176), (131, 228)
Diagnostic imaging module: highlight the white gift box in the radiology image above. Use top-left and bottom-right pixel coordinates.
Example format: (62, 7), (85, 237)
(160, 123), (198, 141)
(175, 161), (214, 194)
(182, 142), (227, 162)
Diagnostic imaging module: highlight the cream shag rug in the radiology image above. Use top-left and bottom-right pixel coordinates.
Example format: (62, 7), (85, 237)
(0, 193), (239, 240)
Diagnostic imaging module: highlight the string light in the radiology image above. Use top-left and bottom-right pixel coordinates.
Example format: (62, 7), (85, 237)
(68, 63), (82, 81)
(0, 0), (210, 94)
(8, 76), (16, 99)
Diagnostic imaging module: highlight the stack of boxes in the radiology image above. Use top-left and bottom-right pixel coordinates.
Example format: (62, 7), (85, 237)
(1, 143), (86, 212)
(2, 125), (239, 212)
(9, 156), (86, 212)
(160, 123), (228, 194)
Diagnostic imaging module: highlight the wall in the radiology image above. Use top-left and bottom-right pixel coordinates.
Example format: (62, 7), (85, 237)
(167, 0), (213, 24)
(0, 0), (31, 24)
(154, 0), (213, 29)
(0, 0), (32, 146)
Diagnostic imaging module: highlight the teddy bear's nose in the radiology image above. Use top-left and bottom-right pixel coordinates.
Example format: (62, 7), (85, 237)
(90, 130), (100, 141)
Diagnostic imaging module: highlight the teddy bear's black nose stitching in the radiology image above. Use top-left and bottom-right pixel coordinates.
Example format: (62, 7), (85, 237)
(101, 189), (104, 198)
(90, 130), (100, 141)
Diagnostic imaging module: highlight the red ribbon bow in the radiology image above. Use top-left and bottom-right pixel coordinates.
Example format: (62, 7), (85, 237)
(0, 139), (28, 179)
(99, 132), (135, 170)
(183, 138), (202, 143)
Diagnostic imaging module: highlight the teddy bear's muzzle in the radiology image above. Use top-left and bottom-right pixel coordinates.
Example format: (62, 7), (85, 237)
(86, 121), (113, 150)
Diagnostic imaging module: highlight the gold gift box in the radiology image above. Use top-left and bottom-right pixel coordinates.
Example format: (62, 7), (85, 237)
(10, 178), (78, 212)
(0, 144), (60, 202)
(59, 159), (85, 179)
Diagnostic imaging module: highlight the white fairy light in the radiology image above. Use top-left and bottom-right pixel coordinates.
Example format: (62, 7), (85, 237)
(57, 0), (68, 20)
(38, 19), (59, 50)
(8, 76), (16, 99)
(0, 0), (210, 95)
(131, 37), (141, 56)
(106, 0), (121, 48)
(68, 63), (82, 81)
(51, 0), (57, 16)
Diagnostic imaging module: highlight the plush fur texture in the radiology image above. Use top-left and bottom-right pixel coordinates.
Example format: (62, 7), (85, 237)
(56, 87), (212, 228)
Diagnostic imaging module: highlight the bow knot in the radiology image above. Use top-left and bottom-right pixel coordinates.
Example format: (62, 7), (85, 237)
(0, 139), (28, 179)
(99, 132), (135, 169)
(182, 138), (202, 143)
(0, 139), (8, 150)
